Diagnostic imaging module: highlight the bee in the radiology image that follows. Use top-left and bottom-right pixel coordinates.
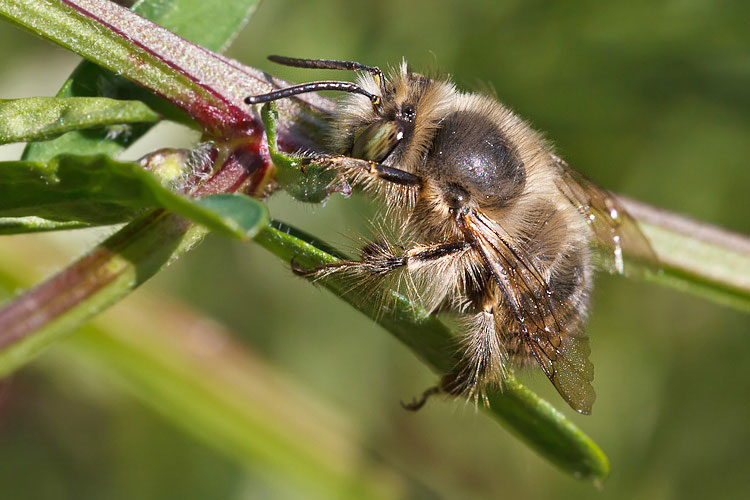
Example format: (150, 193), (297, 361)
(245, 56), (656, 414)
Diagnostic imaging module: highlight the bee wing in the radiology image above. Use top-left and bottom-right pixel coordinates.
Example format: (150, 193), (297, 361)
(466, 211), (595, 414)
(552, 155), (658, 276)
(527, 327), (595, 415)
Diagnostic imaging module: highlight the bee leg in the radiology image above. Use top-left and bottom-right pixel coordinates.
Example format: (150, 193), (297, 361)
(292, 240), (469, 279)
(400, 386), (442, 411)
(440, 308), (504, 406)
(290, 252), (404, 279)
(300, 155), (421, 186)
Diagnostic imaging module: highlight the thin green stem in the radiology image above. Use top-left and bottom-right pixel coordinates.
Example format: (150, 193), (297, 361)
(621, 197), (750, 311)
(255, 221), (611, 481)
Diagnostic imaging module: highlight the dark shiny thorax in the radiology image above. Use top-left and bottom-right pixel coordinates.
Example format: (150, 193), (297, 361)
(420, 110), (526, 211)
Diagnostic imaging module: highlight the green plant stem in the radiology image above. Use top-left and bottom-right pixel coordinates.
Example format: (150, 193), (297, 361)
(621, 197), (750, 311)
(255, 221), (611, 481)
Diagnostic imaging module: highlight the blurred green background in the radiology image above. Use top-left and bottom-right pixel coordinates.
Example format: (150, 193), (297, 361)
(1, 0), (749, 498)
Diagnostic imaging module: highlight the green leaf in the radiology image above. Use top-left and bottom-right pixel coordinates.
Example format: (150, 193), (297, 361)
(255, 221), (610, 482)
(0, 97), (160, 145)
(486, 379), (609, 481)
(0, 217), (91, 235)
(17, 0), (261, 161)
(1, 0), (254, 147)
(0, 155), (267, 239)
(194, 194), (269, 240)
(23, 119), (155, 162)
(261, 102), (338, 203)
(132, 0), (262, 53)
(0, 199), (265, 385)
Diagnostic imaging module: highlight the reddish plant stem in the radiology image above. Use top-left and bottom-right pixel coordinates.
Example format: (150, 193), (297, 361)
(0, 0), (325, 348)
(0, 139), (272, 349)
(60, 0), (255, 138)
(0, 246), (118, 348)
(57, 0), (334, 141)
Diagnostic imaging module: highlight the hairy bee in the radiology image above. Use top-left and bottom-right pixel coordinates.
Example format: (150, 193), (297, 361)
(246, 56), (656, 414)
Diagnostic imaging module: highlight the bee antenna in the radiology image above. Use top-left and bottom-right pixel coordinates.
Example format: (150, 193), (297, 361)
(267, 55), (385, 91)
(244, 81), (381, 106)
(245, 55), (387, 108)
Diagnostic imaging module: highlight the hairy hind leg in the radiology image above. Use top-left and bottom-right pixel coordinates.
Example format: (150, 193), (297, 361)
(292, 240), (469, 279)
(441, 308), (507, 406)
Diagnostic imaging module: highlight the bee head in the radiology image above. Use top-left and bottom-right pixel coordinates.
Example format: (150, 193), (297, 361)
(245, 56), (457, 176)
(341, 63), (456, 172)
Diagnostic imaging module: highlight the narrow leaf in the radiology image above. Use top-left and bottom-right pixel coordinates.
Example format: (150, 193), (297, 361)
(1, 0), (251, 137)
(0, 155), (267, 239)
(23, 0), (261, 161)
(261, 102), (340, 203)
(0, 217), (91, 235)
(255, 221), (610, 481)
(0, 140), (271, 376)
(194, 194), (268, 240)
(0, 97), (160, 145)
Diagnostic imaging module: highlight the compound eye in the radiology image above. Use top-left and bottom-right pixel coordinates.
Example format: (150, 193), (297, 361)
(351, 120), (404, 162)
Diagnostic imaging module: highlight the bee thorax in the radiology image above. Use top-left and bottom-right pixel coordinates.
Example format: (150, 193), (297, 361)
(421, 110), (526, 211)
